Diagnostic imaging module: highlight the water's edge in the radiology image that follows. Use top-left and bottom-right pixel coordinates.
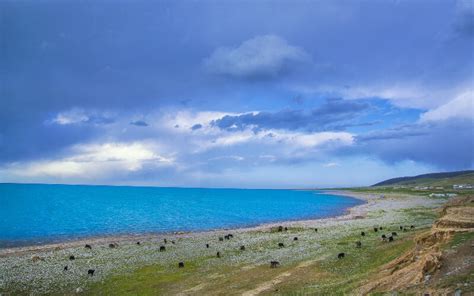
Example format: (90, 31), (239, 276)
(0, 190), (366, 249)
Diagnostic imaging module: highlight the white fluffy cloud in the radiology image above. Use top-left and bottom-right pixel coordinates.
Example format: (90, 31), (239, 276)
(323, 162), (340, 168)
(48, 108), (115, 125)
(420, 90), (473, 122)
(292, 81), (472, 111)
(162, 110), (354, 152)
(204, 35), (310, 78)
(1, 109), (356, 183)
(2, 142), (174, 179)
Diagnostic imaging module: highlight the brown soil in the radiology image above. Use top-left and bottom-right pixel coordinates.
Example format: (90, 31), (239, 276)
(357, 196), (474, 295)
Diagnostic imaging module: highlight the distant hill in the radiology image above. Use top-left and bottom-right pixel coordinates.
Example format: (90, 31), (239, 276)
(372, 170), (474, 187)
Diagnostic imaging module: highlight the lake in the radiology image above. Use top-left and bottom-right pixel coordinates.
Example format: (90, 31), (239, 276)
(0, 183), (363, 247)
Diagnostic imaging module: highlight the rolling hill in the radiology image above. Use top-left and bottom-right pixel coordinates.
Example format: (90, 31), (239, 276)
(372, 170), (474, 187)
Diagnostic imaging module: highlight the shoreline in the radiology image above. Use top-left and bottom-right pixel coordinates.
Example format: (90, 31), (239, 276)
(0, 190), (447, 295)
(0, 190), (369, 256)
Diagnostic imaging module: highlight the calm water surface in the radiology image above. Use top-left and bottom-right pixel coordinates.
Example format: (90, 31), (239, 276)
(0, 183), (362, 247)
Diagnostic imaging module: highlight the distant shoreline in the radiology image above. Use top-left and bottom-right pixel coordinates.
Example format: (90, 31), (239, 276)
(0, 190), (366, 255)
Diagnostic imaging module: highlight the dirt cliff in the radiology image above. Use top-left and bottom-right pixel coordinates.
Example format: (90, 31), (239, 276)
(357, 196), (474, 295)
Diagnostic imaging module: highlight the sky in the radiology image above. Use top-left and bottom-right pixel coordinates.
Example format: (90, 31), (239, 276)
(0, 0), (473, 188)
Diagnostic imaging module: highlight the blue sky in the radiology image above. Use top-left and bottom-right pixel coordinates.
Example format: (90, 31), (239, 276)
(0, 0), (473, 188)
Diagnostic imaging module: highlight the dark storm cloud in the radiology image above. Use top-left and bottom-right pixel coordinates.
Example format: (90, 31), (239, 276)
(191, 124), (203, 131)
(130, 120), (149, 127)
(0, 0), (472, 186)
(211, 98), (371, 132)
(203, 35), (310, 80)
(453, 1), (474, 37)
(350, 119), (474, 169)
(356, 124), (428, 141)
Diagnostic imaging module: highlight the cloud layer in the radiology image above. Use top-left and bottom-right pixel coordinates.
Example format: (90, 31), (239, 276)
(1, 1), (472, 187)
(204, 35), (310, 79)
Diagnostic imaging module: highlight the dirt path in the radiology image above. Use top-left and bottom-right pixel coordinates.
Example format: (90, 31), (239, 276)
(241, 260), (318, 296)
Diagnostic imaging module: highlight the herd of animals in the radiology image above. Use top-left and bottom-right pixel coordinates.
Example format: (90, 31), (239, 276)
(58, 224), (416, 278)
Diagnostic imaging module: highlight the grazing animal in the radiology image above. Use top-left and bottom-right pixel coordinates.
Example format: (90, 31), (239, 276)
(381, 234), (387, 241)
(400, 226), (403, 230)
(284, 227), (288, 231)
(219, 237), (224, 241)
(293, 237), (298, 241)
(164, 239), (168, 244)
(224, 235), (230, 240)
(270, 261), (280, 268)
(206, 243), (210, 248)
(171, 240), (176, 244)
(388, 236), (394, 242)
(178, 262), (184, 268)
(411, 225), (415, 229)
(278, 226), (283, 232)
(374, 227), (378, 232)
(338, 253), (345, 259)
(392, 232), (397, 236)
(278, 243), (285, 248)
(379, 227), (383, 230)
(315, 228), (318, 232)
(69, 255), (75, 260)
(160, 246), (166, 252)
(136, 242), (140, 245)
(356, 241), (362, 248)
(108, 243), (116, 248)
(361, 231), (365, 236)
(240, 245), (246, 251)
(216, 251), (221, 258)
(85, 244), (92, 249)
(88, 269), (95, 276)
(64, 266), (68, 271)
(228, 234), (233, 238)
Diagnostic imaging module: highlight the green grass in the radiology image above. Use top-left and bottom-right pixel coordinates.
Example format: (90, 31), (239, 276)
(400, 207), (439, 220)
(333, 171), (474, 196)
(274, 232), (417, 295)
(443, 231), (474, 249)
(88, 261), (200, 295)
(437, 273), (474, 292)
(87, 229), (419, 296)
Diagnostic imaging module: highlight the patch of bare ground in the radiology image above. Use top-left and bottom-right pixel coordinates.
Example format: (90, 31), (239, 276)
(357, 196), (474, 295)
(241, 259), (321, 296)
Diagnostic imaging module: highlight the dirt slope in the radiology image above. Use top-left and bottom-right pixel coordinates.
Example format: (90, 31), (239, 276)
(357, 196), (474, 295)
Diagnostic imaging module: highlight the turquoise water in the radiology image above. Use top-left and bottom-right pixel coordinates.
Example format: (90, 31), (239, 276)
(0, 183), (362, 247)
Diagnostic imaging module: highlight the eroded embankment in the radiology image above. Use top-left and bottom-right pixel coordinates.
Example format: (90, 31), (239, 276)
(357, 196), (474, 295)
